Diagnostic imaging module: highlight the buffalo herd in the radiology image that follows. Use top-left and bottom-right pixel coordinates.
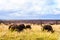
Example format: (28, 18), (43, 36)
(9, 24), (31, 32)
(8, 24), (54, 33)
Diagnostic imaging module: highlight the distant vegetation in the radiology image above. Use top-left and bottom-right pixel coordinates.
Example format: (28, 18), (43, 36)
(0, 20), (60, 25)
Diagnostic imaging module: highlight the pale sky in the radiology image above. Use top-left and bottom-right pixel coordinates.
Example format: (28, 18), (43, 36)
(0, 0), (60, 20)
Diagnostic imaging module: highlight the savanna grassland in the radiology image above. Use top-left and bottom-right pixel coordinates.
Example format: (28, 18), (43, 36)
(0, 23), (60, 40)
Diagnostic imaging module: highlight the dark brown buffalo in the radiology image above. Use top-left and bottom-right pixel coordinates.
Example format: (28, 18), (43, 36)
(16, 24), (25, 31)
(9, 25), (17, 31)
(42, 25), (54, 33)
(25, 25), (31, 29)
(9, 24), (25, 32)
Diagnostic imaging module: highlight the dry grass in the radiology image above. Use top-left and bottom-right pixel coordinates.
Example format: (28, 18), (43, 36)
(0, 23), (60, 40)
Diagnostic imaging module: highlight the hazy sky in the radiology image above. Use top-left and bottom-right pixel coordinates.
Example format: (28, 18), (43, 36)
(0, 0), (60, 20)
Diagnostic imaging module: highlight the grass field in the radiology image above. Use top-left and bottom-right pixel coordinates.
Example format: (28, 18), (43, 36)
(0, 23), (60, 40)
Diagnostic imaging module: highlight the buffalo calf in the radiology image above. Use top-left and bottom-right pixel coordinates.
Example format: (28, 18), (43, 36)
(25, 25), (31, 29)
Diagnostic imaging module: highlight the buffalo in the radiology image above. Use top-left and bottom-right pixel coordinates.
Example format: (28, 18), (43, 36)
(42, 25), (54, 33)
(25, 25), (31, 29)
(16, 24), (25, 32)
(9, 24), (25, 32)
(9, 24), (18, 31)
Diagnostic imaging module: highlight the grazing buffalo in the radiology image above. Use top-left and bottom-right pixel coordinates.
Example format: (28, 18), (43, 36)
(9, 24), (25, 32)
(42, 25), (54, 33)
(25, 25), (31, 29)
(9, 25), (18, 31)
(16, 24), (25, 31)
